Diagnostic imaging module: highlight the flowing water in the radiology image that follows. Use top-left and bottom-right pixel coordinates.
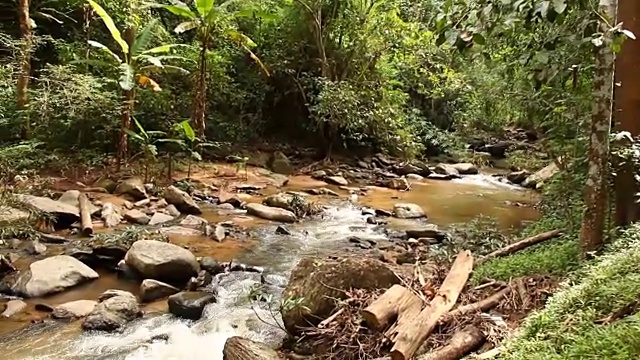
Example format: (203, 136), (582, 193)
(0, 173), (539, 360)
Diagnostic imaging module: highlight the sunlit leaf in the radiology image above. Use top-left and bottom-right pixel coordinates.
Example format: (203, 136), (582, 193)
(552, 0), (567, 14)
(195, 0), (214, 17)
(142, 44), (187, 54)
(621, 29), (637, 40)
(119, 63), (135, 90)
(124, 128), (144, 142)
(174, 20), (198, 33)
(87, 40), (122, 62)
(181, 120), (196, 141)
(144, 1), (196, 19)
(87, 0), (129, 54)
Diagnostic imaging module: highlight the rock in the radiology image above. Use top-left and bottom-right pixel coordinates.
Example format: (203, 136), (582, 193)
(451, 163), (479, 175)
(395, 162), (422, 176)
(125, 240), (200, 284)
(115, 177), (148, 200)
(246, 203), (297, 223)
(0, 206), (30, 223)
(481, 141), (512, 158)
(134, 199), (151, 208)
(26, 240), (47, 255)
(168, 291), (216, 320)
(16, 194), (79, 224)
(93, 177), (117, 193)
(0, 255), (16, 275)
(210, 224), (226, 242)
(522, 163), (559, 189)
(1, 300), (27, 318)
(186, 270), (212, 291)
(52, 300), (97, 319)
(375, 208), (393, 217)
(163, 186), (201, 215)
(507, 170), (530, 184)
(304, 187), (339, 196)
(263, 192), (311, 213)
(82, 290), (140, 331)
(158, 226), (203, 237)
(406, 224), (446, 240)
(393, 203), (426, 219)
(101, 203), (122, 228)
(269, 151), (294, 175)
(222, 337), (282, 360)
(199, 257), (225, 276)
(310, 170), (327, 180)
(12, 255), (99, 298)
(57, 190), (100, 215)
(180, 214), (208, 228)
(427, 173), (456, 181)
(325, 176), (348, 186)
(275, 225), (291, 235)
(283, 257), (400, 333)
(406, 174), (424, 180)
(92, 245), (128, 264)
(165, 204), (181, 217)
(374, 153), (394, 167)
(434, 164), (461, 178)
(149, 212), (174, 226)
(140, 279), (180, 302)
(380, 178), (410, 190)
(124, 209), (150, 225)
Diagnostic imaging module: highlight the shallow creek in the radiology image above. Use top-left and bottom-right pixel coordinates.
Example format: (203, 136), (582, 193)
(0, 173), (538, 359)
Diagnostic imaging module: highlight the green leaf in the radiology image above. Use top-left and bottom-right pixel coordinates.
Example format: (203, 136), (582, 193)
(124, 128), (144, 142)
(87, 0), (129, 55)
(174, 20), (198, 33)
(195, 0), (214, 17)
(133, 118), (148, 138)
(119, 63), (135, 90)
(191, 151), (202, 161)
(157, 138), (186, 146)
(87, 40), (122, 62)
(472, 33), (486, 45)
(552, 0), (566, 14)
(181, 120), (196, 141)
(445, 29), (459, 46)
(140, 55), (164, 67)
(227, 29), (257, 48)
(131, 19), (158, 56)
(147, 1), (197, 19)
(142, 44), (186, 54)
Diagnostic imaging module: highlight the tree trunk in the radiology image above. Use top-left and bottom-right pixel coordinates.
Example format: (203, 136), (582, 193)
(614, 0), (640, 227)
(117, 26), (136, 171)
(78, 193), (93, 236)
(222, 337), (282, 360)
(17, 0), (32, 139)
(193, 44), (207, 137)
(579, 0), (617, 256)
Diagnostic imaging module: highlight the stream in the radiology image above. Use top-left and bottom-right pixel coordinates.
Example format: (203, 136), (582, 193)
(0, 174), (539, 360)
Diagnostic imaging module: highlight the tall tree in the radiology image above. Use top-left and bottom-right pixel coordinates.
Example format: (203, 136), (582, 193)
(579, 0), (617, 255)
(16, 0), (32, 139)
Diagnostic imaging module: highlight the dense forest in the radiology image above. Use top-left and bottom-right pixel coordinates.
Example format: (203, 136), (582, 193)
(2, 0), (640, 359)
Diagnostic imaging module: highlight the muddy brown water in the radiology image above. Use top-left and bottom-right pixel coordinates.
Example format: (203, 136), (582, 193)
(0, 171), (538, 359)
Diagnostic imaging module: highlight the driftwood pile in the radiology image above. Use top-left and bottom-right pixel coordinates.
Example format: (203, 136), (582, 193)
(308, 229), (562, 360)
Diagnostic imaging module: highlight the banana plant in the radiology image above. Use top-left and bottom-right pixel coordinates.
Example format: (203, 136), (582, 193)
(86, 0), (190, 169)
(146, 0), (270, 137)
(125, 118), (173, 182)
(171, 120), (216, 178)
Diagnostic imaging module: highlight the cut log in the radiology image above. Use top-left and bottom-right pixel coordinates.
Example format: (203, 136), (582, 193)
(362, 284), (422, 330)
(389, 250), (474, 360)
(78, 193), (93, 236)
(417, 326), (485, 360)
(439, 287), (512, 324)
(222, 336), (282, 360)
(478, 229), (562, 265)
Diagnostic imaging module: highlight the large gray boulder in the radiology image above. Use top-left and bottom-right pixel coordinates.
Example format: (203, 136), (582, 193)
(52, 300), (97, 319)
(451, 163), (479, 175)
(0, 206), (30, 223)
(16, 194), (79, 224)
(393, 203), (426, 219)
(12, 255), (99, 298)
(246, 203), (297, 223)
(82, 290), (140, 331)
(168, 291), (216, 320)
(522, 163), (559, 189)
(124, 240), (200, 284)
(140, 279), (180, 302)
(115, 177), (147, 200)
(269, 151), (293, 175)
(163, 186), (201, 215)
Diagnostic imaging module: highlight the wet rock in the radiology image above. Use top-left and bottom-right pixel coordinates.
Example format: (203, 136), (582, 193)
(58, 190), (99, 215)
(208, 224), (226, 242)
(0, 255), (16, 276)
(94, 177), (117, 193)
(1, 299), (26, 318)
(275, 225), (292, 235)
(325, 176), (348, 186)
(522, 163), (559, 189)
(304, 187), (339, 197)
(375, 208), (393, 217)
(15, 194), (79, 225)
(125, 240), (200, 284)
(101, 203), (122, 228)
(223, 337), (282, 360)
(149, 212), (174, 226)
(481, 141), (512, 158)
(417, 237), (440, 245)
(507, 170), (530, 184)
(25, 240), (47, 255)
(380, 178), (410, 190)
(52, 300), (97, 319)
(395, 162), (422, 176)
(186, 270), (212, 291)
(82, 290), (140, 331)
(115, 177), (148, 200)
(12, 255), (99, 298)
(393, 203), (426, 219)
(451, 163), (479, 175)
(158, 226), (203, 237)
(373, 153), (394, 167)
(168, 291), (216, 320)
(310, 170), (327, 180)
(116, 260), (138, 280)
(140, 279), (180, 302)
(246, 203), (297, 223)
(427, 173), (455, 181)
(406, 174), (424, 181)
(134, 199), (151, 208)
(93, 245), (128, 265)
(282, 256), (400, 334)
(0, 206), (30, 223)
(434, 164), (461, 178)
(163, 185), (201, 215)
(269, 151), (293, 175)
(406, 224), (446, 240)
(180, 214), (208, 228)
(263, 192), (310, 213)
(35, 303), (54, 312)
(216, 203), (236, 211)
(65, 248), (96, 267)
(366, 216), (378, 225)
(124, 209), (150, 225)
(165, 204), (181, 217)
(199, 257), (225, 276)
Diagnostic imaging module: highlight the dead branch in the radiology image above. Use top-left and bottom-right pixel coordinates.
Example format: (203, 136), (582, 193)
(362, 285), (422, 330)
(439, 287), (512, 324)
(78, 193), (93, 236)
(478, 229), (563, 265)
(416, 326), (485, 360)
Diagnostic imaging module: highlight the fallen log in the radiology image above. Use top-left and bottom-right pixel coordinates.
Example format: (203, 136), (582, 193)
(38, 233), (70, 244)
(389, 250), (474, 360)
(362, 284), (422, 330)
(417, 326), (485, 360)
(78, 193), (93, 236)
(222, 336), (282, 360)
(439, 286), (512, 324)
(473, 347), (502, 359)
(477, 229), (562, 265)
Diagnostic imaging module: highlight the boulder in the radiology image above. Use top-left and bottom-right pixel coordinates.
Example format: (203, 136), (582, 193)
(451, 163), (479, 175)
(149, 212), (174, 226)
(380, 178), (410, 190)
(165, 204), (181, 217)
(1, 300), (27, 318)
(393, 203), (426, 219)
(134, 199), (151, 208)
(180, 214), (208, 228)
(158, 226), (203, 237)
(16, 194), (79, 224)
(406, 174), (424, 181)
(395, 162), (422, 176)
(25, 240), (47, 255)
(522, 163), (559, 189)
(168, 291), (216, 320)
(199, 257), (225, 276)
(115, 177), (147, 200)
(101, 203), (122, 228)
(57, 190), (99, 215)
(0, 206), (30, 223)
(124, 209), (150, 225)
(124, 240), (199, 284)
(325, 176), (348, 186)
(310, 170), (327, 180)
(208, 224), (226, 242)
(222, 337), (282, 360)
(246, 203), (297, 223)
(140, 279), (180, 302)
(93, 177), (117, 193)
(269, 151), (293, 175)
(52, 300), (97, 319)
(434, 164), (461, 178)
(12, 255), (99, 298)
(163, 186), (201, 215)
(82, 290), (140, 331)
(507, 170), (529, 185)
(481, 141), (512, 158)
(282, 256), (400, 334)
(406, 224), (446, 240)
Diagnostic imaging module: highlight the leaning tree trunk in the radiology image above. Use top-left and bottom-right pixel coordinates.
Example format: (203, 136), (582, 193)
(579, 0), (617, 256)
(192, 44), (207, 137)
(117, 26), (136, 171)
(17, 0), (32, 139)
